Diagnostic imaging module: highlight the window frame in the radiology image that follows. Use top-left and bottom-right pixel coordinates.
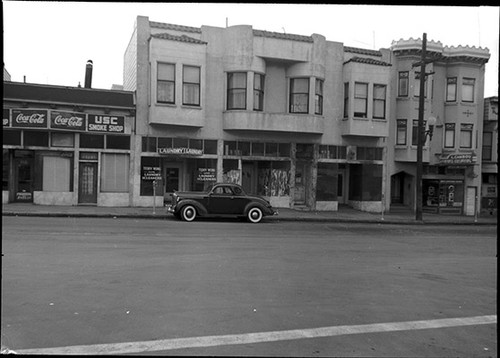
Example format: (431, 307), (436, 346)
(462, 78), (475, 103)
(182, 65), (201, 106)
(414, 72), (428, 98)
(157, 62), (176, 104)
(398, 71), (409, 97)
(482, 131), (493, 161)
(289, 78), (310, 114)
(315, 79), (324, 115)
(253, 73), (265, 111)
(444, 123), (456, 148)
(460, 123), (473, 148)
(446, 77), (457, 102)
(372, 84), (386, 119)
(396, 119), (407, 145)
(227, 72), (247, 110)
(343, 82), (349, 118)
(353, 82), (368, 118)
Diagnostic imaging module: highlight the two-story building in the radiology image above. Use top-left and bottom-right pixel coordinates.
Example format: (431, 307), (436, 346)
(124, 16), (392, 212)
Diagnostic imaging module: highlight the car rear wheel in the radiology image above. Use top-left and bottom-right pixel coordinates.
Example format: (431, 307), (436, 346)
(247, 207), (263, 223)
(181, 205), (197, 222)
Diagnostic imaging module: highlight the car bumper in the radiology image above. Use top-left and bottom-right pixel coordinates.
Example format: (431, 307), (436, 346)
(166, 205), (175, 213)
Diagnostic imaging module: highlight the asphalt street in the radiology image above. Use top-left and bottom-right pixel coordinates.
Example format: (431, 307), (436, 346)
(1, 216), (497, 356)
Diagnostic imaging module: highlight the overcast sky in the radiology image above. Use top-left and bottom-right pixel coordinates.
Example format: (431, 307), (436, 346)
(3, 2), (499, 97)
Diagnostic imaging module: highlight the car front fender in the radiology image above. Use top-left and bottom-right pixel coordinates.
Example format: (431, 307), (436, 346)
(177, 200), (208, 216)
(243, 202), (273, 216)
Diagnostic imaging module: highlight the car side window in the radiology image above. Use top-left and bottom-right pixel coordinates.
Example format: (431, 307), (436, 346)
(233, 187), (243, 195)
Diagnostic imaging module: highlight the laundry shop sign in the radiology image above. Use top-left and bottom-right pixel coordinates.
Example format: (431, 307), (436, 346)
(158, 147), (203, 156)
(438, 153), (477, 165)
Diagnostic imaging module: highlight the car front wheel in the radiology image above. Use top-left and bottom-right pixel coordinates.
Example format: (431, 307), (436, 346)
(247, 207), (263, 223)
(181, 205), (197, 222)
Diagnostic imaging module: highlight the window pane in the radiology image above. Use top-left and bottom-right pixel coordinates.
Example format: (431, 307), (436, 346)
(107, 135), (130, 150)
(101, 153), (129, 192)
(228, 73), (246, 88)
(354, 83), (367, 97)
(398, 72), (408, 96)
(183, 66), (200, 83)
(462, 78), (475, 102)
(444, 124), (455, 148)
(183, 83), (200, 105)
(396, 119), (407, 145)
(80, 134), (104, 148)
(43, 156), (71, 192)
(158, 63), (175, 80)
(158, 81), (175, 103)
(3, 130), (22, 145)
(460, 124), (473, 148)
(51, 132), (74, 147)
(292, 78), (309, 93)
(142, 136), (157, 152)
(24, 131), (49, 147)
(203, 140), (217, 155)
(446, 77), (457, 101)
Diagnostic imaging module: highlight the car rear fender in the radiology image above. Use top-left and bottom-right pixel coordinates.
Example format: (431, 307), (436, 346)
(244, 202), (269, 216)
(177, 200), (208, 216)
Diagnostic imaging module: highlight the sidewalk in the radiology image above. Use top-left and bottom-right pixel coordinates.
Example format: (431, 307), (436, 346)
(2, 202), (497, 225)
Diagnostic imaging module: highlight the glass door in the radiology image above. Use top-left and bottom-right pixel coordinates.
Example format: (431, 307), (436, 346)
(78, 162), (98, 204)
(14, 153), (34, 202)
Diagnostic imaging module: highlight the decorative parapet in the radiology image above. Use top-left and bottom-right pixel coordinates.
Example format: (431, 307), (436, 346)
(391, 37), (490, 64)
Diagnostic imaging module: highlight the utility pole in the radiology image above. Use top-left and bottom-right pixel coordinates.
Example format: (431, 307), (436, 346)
(415, 33), (427, 222)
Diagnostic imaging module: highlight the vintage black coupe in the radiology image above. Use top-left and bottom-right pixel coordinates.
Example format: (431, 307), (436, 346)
(166, 183), (278, 223)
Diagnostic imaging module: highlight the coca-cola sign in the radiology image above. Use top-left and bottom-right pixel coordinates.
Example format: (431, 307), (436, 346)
(50, 111), (86, 131)
(3, 108), (9, 127)
(11, 109), (48, 128)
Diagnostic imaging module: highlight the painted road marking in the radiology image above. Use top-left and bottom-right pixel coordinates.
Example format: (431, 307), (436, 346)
(16, 315), (496, 355)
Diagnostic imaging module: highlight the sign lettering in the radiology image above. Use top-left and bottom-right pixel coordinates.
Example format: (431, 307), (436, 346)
(50, 111), (86, 131)
(3, 109), (9, 127)
(158, 147), (203, 156)
(197, 168), (216, 182)
(87, 115), (124, 133)
(11, 109), (48, 128)
(438, 153), (477, 165)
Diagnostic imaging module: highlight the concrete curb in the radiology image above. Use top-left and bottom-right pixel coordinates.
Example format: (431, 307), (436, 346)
(2, 211), (496, 225)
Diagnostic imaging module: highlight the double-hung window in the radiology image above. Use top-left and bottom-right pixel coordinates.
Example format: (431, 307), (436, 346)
(482, 132), (493, 161)
(157, 63), (175, 104)
(414, 72), (428, 98)
(253, 73), (265, 111)
(412, 120), (419, 145)
(227, 72), (247, 110)
(444, 123), (455, 148)
(460, 123), (473, 148)
(398, 71), (409, 97)
(396, 119), (407, 145)
(343, 83), (349, 118)
(354, 82), (368, 118)
(315, 79), (324, 115)
(183, 65), (200, 106)
(446, 77), (457, 102)
(290, 78), (309, 114)
(373, 84), (386, 119)
(462, 78), (475, 102)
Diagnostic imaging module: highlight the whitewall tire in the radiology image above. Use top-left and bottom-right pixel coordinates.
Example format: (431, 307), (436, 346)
(247, 207), (263, 223)
(181, 205), (197, 222)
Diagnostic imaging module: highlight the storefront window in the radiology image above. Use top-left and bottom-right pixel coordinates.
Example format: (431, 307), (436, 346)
(204, 140), (218, 155)
(223, 159), (240, 184)
(51, 132), (74, 147)
(349, 164), (382, 201)
(257, 161), (290, 197)
(423, 179), (464, 210)
(3, 150), (9, 190)
(317, 163), (338, 201)
(140, 157), (163, 196)
(101, 153), (129, 192)
(42, 155), (72, 192)
(142, 137), (157, 153)
(190, 159), (217, 191)
(106, 135), (130, 150)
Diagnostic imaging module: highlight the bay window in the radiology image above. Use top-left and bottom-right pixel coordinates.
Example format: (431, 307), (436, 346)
(444, 123), (455, 148)
(373, 84), (386, 119)
(354, 82), (368, 118)
(253, 73), (264, 111)
(398, 71), (409, 97)
(396, 119), (407, 145)
(446, 77), (457, 102)
(460, 123), (473, 148)
(315, 79), (324, 115)
(462, 78), (475, 102)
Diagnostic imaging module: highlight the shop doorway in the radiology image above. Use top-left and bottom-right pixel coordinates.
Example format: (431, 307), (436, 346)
(78, 162), (98, 204)
(164, 163), (183, 202)
(337, 169), (346, 204)
(14, 150), (34, 202)
(242, 162), (256, 194)
(294, 161), (307, 205)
